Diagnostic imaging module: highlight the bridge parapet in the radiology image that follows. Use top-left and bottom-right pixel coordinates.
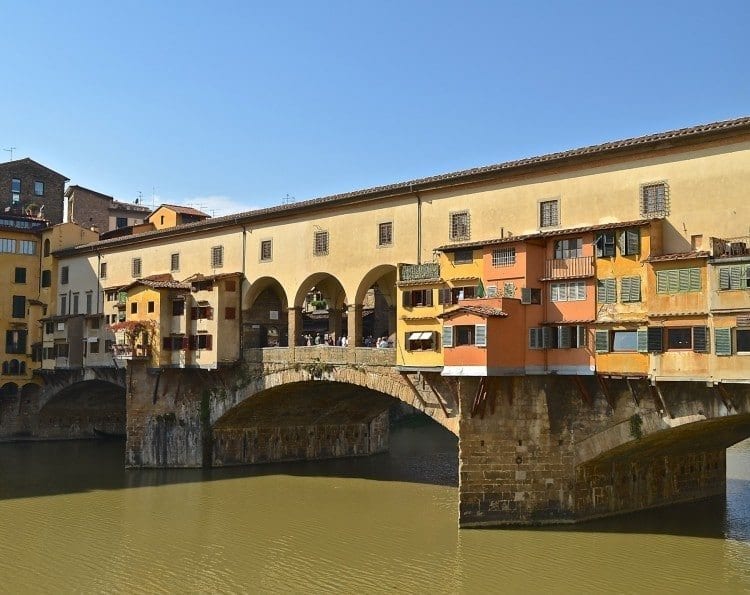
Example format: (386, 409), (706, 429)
(244, 346), (396, 367)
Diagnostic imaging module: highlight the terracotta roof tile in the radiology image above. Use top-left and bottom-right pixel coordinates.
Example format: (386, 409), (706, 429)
(438, 305), (508, 319)
(645, 251), (710, 263)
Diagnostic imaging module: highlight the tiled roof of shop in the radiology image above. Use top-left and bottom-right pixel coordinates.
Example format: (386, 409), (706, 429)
(438, 305), (508, 318)
(645, 251), (710, 262)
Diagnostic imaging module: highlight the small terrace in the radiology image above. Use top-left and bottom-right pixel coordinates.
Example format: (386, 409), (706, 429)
(542, 256), (594, 280)
(711, 236), (750, 259)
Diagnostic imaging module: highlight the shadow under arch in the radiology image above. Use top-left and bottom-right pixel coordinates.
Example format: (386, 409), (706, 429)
(243, 276), (290, 348)
(353, 264), (397, 346)
(293, 272), (349, 346)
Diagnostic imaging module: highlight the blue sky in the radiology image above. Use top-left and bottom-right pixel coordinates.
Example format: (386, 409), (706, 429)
(3, 1), (748, 216)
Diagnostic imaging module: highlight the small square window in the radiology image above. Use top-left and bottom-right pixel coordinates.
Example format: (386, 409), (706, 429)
(14, 267), (26, 283)
(454, 249), (473, 264)
(116, 217), (128, 229)
(225, 307), (236, 320)
(100, 262), (107, 279)
(492, 247), (516, 267)
(378, 222), (393, 247)
(313, 231), (329, 256)
(147, 301), (155, 313)
(667, 327), (692, 350)
(260, 240), (272, 261)
(34, 181), (44, 196)
(211, 246), (224, 268)
(449, 211), (470, 241)
(61, 266), (69, 285)
(540, 199), (560, 228)
(131, 302), (138, 314)
(640, 182), (669, 217)
(11, 178), (20, 204)
(170, 253), (180, 272)
(41, 270), (51, 287)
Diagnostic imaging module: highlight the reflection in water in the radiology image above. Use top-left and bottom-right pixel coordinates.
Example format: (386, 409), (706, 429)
(0, 424), (748, 592)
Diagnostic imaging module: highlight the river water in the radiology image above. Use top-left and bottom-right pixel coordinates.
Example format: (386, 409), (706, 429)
(0, 422), (748, 593)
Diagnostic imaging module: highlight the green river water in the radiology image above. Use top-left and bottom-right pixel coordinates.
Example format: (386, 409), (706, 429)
(0, 423), (748, 593)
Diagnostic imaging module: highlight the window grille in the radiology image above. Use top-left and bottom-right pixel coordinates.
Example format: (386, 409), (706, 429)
(492, 247), (516, 267)
(539, 200), (559, 228)
(449, 211), (470, 241)
(378, 222), (393, 246)
(170, 253), (180, 272)
(260, 240), (273, 261)
(211, 246), (224, 268)
(131, 257), (142, 278)
(61, 266), (69, 284)
(640, 182), (669, 217)
(313, 231), (329, 256)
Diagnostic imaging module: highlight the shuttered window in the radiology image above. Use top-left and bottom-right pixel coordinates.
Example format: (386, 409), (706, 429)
(637, 329), (648, 352)
(647, 327), (663, 352)
(529, 328), (543, 349)
(620, 228), (641, 256)
(718, 265), (749, 290)
(714, 328), (733, 356)
(442, 326), (453, 348)
(551, 281), (585, 302)
(656, 268), (701, 293)
(692, 326), (709, 353)
(475, 324), (487, 347)
(620, 276), (641, 302)
(595, 231), (615, 257)
(595, 330), (610, 353)
(597, 279), (616, 304)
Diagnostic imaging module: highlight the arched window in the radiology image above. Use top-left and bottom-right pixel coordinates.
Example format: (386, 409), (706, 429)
(9, 360), (20, 375)
(19, 361), (26, 375)
(1, 362), (8, 374)
(43, 238), (50, 257)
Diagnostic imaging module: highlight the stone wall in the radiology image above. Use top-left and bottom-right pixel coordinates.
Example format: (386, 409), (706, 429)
(0, 159), (65, 223)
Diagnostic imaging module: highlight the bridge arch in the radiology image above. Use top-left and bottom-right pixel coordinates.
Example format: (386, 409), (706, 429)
(293, 272), (349, 346)
(353, 264), (397, 346)
(209, 365), (457, 435)
(243, 276), (290, 348)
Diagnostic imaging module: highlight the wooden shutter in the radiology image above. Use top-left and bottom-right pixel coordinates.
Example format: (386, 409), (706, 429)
(647, 327), (663, 353)
(162, 337), (171, 350)
(191, 307), (198, 320)
(475, 324), (487, 347)
(205, 335), (213, 351)
(577, 326), (587, 348)
(625, 229), (640, 255)
(719, 268), (730, 290)
(402, 291), (412, 308)
(730, 266), (742, 290)
(188, 335), (197, 350)
(714, 328), (732, 356)
(595, 330), (610, 353)
(181, 336), (189, 350)
(528, 328), (539, 349)
(656, 271), (667, 293)
(637, 329), (648, 353)
(606, 279), (616, 303)
(693, 326), (709, 353)
(542, 327), (552, 349)
(425, 289), (433, 307)
(521, 288), (532, 304)
(443, 326), (453, 348)
(558, 326), (571, 349)
(689, 268), (701, 291)
(678, 269), (691, 292)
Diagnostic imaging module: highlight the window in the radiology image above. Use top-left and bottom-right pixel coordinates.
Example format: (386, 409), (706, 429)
(313, 231), (328, 256)
(131, 257), (142, 278)
(0, 239), (16, 253)
(100, 262), (107, 279)
(162, 336), (188, 351)
(640, 182), (669, 217)
(437, 286), (476, 305)
(378, 222), (393, 247)
(454, 249), (473, 264)
(225, 279), (236, 292)
(172, 300), (185, 316)
(88, 339), (100, 354)
(554, 238), (582, 259)
(656, 268), (701, 293)
(160, 216), (165, 225)
(520, 288), (542, 305)
(737, 329), (750, 353)
(667, 327), (692, 350)
(60, 294), (67, 315)
(211, 245), (224, 268)
(620, 228), (641, 256)
(503, 282), (515, 298)
(11, 296), (25, 318)
(44, 322), (54, 335)
(492, 247), (516, 267)
(449, 211), (470, 241)
(715, 328), (733, 356)
(620, 276), (642, 302)
(19, 241), (36, 255)
(11, 178), (20, 203)
(455, 325), (475, 346)
(402, 289), (433, 307)
(612, 330), (638, 352)
(260, 240), (273, 261)
(552, 325), (587, 349)
(5, 330), (27, 354)
(718, 265), (750, 290)
(170, 253), (180, 272)
(597, 279), (616, 304)
(86, 292), (93, 314)
(595, 231), (616, 257)
(550, 281), (586, 302)
(43, 239), (50, 256)
(90, 317), (100, 330)
(147, 301), (155, 313)
(41, 270), (51, 287)
(539, 199), (559, 228)
(405, 331), (435, 351)
(14, 267), (26, 284)
(55, 343), (69, 358)
(72, 293), (79, 315)
(190, 334), (213, 350)
(225, 307), (236, 320)
(130, 302), (138, 314)
(116, 217), (128, 229)
(34, 181), (44, 196)
(191, 305), (214, 320)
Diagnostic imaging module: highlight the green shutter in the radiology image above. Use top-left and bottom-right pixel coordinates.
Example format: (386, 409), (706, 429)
(617, 231), (626, 256)
(620, 277), (630, 302)
(693, 326), (709, 353)
(626, 229), (640, 255)
(667, 269), (679, 293)
(442, 326), (453, 348)
(714, 328), (732, 356)
(689, 268), (701, 291)
(678, 269), (691, 292)
(730, 266), (742, 290)
(542, 327), (552, 348)
(595, 330), (610, 353)
(606, 279), (616, 303)
(475, 324), (487, 347)
(637, 329), (648, 353)
(528, 328), (538, 349)
(719, 268), (731, 290)
(656, 270), (667, 293)
(559, 326), (571, 348)
(647, 327), (663, 353)
(630, 276), (641, 302)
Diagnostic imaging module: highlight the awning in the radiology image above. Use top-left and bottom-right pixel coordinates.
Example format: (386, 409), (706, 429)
(408, 331), (433, 341)
(87, 337), (99, 343)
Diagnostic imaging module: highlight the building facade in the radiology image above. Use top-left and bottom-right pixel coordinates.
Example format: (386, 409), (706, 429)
(0, 158), (68, 223)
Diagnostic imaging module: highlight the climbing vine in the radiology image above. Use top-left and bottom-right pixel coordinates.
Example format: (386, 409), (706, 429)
(629, 413), (644, 440)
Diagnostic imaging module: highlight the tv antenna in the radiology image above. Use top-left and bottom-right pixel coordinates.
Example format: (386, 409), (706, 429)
(3, 147), (16, 161)
(135, 191), (143, 205)
(282, 193), (295, 205)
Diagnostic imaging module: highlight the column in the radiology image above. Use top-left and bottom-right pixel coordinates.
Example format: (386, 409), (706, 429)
(348, 304), (363, 347)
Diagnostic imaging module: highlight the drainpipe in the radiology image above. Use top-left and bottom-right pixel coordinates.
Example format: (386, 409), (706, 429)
(411, 185), (422, 265)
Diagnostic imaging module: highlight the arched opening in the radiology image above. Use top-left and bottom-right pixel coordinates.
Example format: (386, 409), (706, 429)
(293, 273), (348, 346)
(243, 277), (290, 348)
(8, 359), (20, 375)
(39, 380), (126, 439)
(354, 265), (397, 347)
(43, 238), (50, 257)
(1, 362), (8, 375)
(0, 382), (19, 398)
(211, 380), (458, 484)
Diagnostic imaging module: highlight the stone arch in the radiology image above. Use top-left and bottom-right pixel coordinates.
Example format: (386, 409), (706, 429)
(293, 272), (350, 346)
(243, 277), (290, 348)
(353, 264), (397, 346)
(0, 382), (19, 398)
(209, 366), (458, 435)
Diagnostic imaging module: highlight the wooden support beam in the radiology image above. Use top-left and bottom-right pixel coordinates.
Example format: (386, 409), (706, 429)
(423, 373), (451, 418)
(400, 372), (429, 409)
(649, 382), (672, 418)
(716, 383), (737, 412)
(596, 375), (614, 409)
(626, 378), (639, 407)
(571, 375), (591, 405)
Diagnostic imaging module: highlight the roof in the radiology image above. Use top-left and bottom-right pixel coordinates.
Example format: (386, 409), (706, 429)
(53, 115), (750, 258)
(110, 200), (151, 213)
(149, 204), (210, 219)
(0, 158), (69, 180)
(437, 219), (656, 252)
(65, 185), (114, 200)
(438, 305), (508, 319)
(645, 251), (710, 263)
(182, 272), (243, 282)
(396, 278), (444, 288)
(122, 274), (190, 291)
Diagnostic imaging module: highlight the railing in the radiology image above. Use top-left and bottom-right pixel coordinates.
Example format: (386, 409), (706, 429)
(544, 256), (594, 279)
(112, 344), (151, 359)
(711, 236), (750, 258)
(399, 262), (440, 282)
(245, 346), (396, 367)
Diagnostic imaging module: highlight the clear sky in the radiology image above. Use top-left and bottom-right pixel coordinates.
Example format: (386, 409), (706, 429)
(3, 0), (748, 216)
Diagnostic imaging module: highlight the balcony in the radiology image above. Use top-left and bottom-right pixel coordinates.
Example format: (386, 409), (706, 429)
(399, 262), (440, 282)
(543, 256), (594, 280)
(112, 344), (151, 360)
(711, 236), (750, 259)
